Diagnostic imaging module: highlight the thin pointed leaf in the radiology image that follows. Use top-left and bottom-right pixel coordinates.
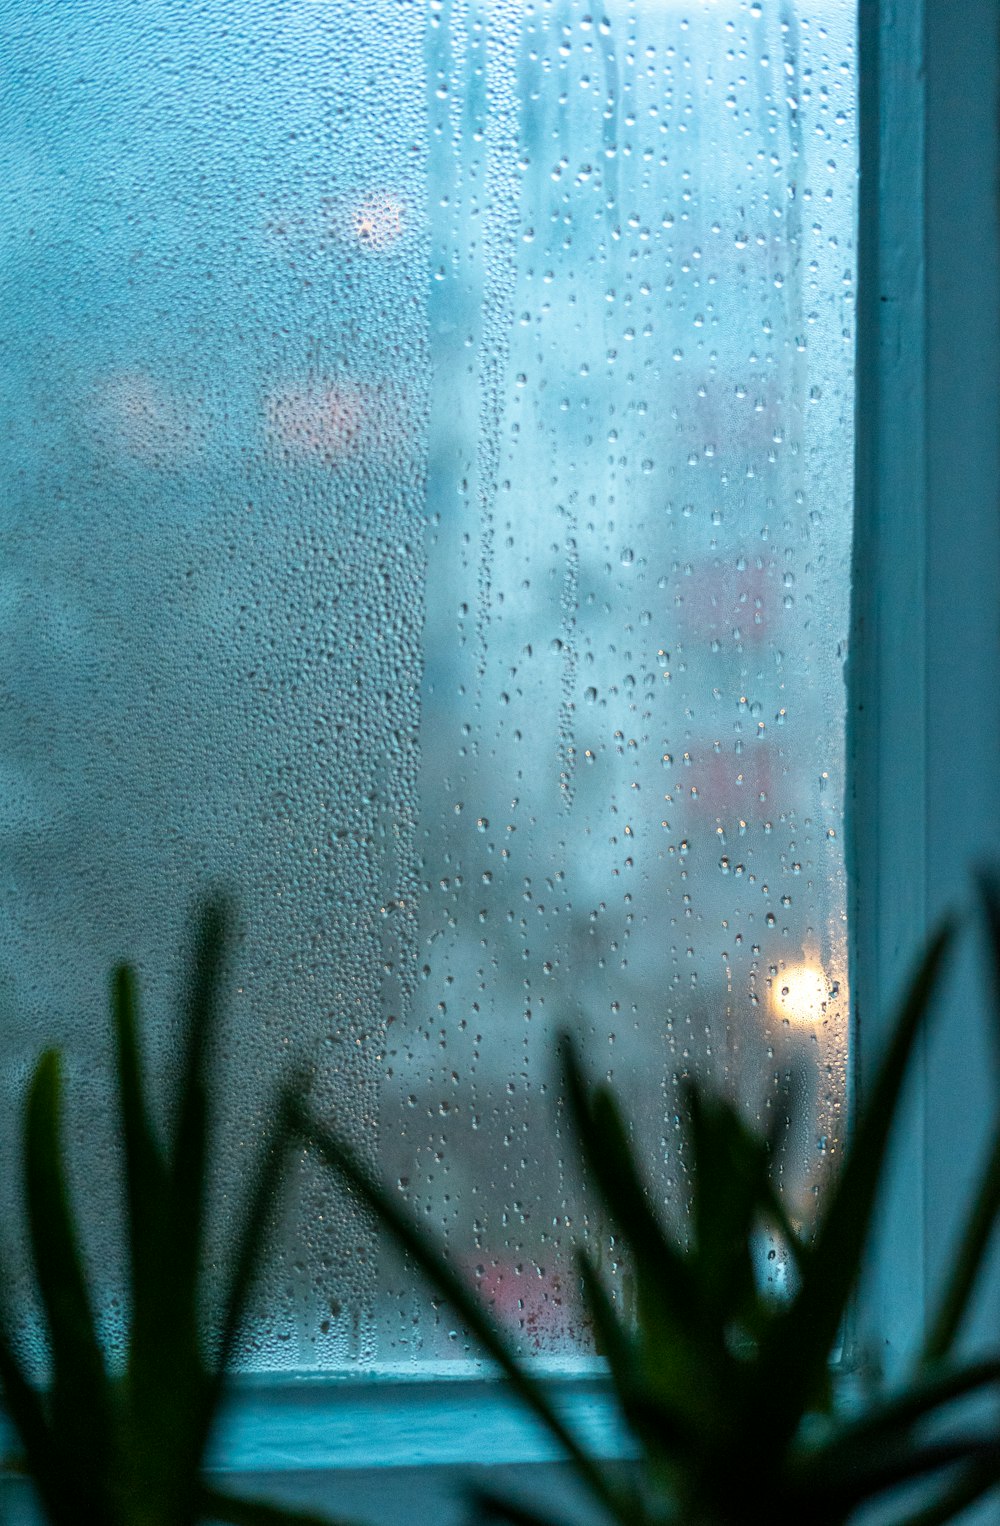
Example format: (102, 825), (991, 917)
(576, 1250), (692, 1471)
(199, 1484), (360, 1526)
(175, 899), (231, 1160)
(0, 1293), (68, 1524)
(756, 1104), (812, 1299)
(891, 1461), (1000, 1526)
(114, 962), (168, 1244)
(113, 961), (174, 1400)
(561, 1039), (733, 1429)
(168, 1088), (210, 1344)
(760, 921), (954, 1439)
(976, 870), (1000, 1059)
(923, 1119), (1000, 1363)
(23, 1049), (112, 1482)
(469, 1488), (576, 1526)
(116, 1091), (207, 1508)
(560, 1038), (696, 1319)
(201, 1098), (297, 1451)
(216, 1114), (291, 1376)
(168, 899), (231, 1328)
(684, 1085), (762, 1321)
(787, 1362), (1000, 1519)
(811, 1358), (1000, 1469)
(918, 871), (1000, 1358)
(575, 1247), (634, 1386)
(287, 1097), (620, 1524)
(799, 1438), (1000, 1516)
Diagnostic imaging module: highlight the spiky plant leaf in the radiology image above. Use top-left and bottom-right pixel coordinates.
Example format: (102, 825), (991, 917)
(559, 1042), (730, 1447)
(205, 1102), (295, 1441)
(169, 901), (229, 1366)
(0, 1283), (65, 1523)
(573, 1248), (686, 1492)
(921, 872), (1000, 1361)
(560, 1041), (694, 1317)
(468, 1489), (575, 1526)
(798, 1437), (1000, 1520)
(297, 899), (1000, 1526)
(23, 1049), (114, 1504)
(114, 961), (171, 1377)
(804, 1357), (1000, 1475)
(757, 921), (954, 1447)
(685, 1081), (780, 1339)
(0, 900), (343, 1526)
(573, 1250), (635, 1405)
(893, 1457), (1000, 1526)
(976, 869), (1000, 1051)
(922, 1122), (1000, 1366)
(286, 1095), (631, 1526)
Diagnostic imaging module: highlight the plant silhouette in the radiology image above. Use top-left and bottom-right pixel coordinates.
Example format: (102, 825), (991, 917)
(294, 878), (1000, 1526)
(0, 900), (357, 1526)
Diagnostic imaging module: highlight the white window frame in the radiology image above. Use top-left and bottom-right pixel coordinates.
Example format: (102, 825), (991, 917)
(851, 0), (1000, 1375)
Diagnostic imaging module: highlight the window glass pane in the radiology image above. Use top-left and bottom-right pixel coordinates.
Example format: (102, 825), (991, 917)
(0, 0), (854, 1368)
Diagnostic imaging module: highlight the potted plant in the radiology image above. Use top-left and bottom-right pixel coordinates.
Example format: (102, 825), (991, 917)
(0, 900), (345, 1526)
(294, 880), (1000, 1525)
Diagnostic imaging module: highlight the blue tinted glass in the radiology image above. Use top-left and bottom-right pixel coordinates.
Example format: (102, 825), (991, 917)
(0, 0), (854, 1366)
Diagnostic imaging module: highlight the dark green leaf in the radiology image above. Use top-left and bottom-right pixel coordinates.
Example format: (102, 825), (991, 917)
(560, 1041), (721, 1406)
(0, 1288), (67, 1523)
(23, 1049), (112, 1492)
(167, 899), (232, 1348)
(757, 1176), (808, 1281)
(574, 1248), (633, 1389)
(788, 1364), (1000, 1516)
(560, 1039), (690, 1307)
(809, 1358), (1000, 1470)
(891, 1460), (1000, 1526)
(975, 869), (1000, 1058)
(468, 1487), (579, 1526)
(574, 1248), (688, 1471)
(113, 963), (173, 1407)
(205, 1097), (297, 1439)
(0, 898), (331, 1526)
(922, 1120), (1000, 1364)
(759, 922), (954, 1442)
(684, 1084), (763, 1323)
(287, 1096), (622, 1525)
(561, 1042), (736, 1444)
(798, 1438), (1000, 1516)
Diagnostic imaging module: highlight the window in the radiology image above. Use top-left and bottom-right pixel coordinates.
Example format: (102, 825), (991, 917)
(2, 0), (852, 1373)
(11, 0), (995, 1511)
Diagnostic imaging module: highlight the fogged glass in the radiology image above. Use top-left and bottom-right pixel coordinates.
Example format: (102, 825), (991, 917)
(0, 0), (854, 1368)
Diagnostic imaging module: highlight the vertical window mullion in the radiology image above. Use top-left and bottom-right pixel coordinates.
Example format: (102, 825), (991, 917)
(851, 0), (930, 1371)
(852, 0), (1000, 1370)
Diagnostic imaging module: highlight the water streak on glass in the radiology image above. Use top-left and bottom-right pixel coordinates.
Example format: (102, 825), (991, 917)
(0, 0), (855, 1367)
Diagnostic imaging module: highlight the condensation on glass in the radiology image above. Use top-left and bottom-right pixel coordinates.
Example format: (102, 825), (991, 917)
(0, 0), (855, 1368)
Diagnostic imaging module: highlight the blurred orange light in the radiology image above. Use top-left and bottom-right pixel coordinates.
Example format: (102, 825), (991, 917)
(769, 962), (828, 1027)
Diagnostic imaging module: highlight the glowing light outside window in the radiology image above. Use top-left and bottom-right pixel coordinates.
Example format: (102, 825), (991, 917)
(0, 0), (854, 1368)
(769, 962), (834, 1028)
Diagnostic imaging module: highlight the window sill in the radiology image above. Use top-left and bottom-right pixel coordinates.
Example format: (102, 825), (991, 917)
(207, 1363), (631, 1473)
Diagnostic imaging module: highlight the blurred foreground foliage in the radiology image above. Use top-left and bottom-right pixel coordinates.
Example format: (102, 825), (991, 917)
(294, 877), (1000, 1526)
(0, 901), (357, 1526)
